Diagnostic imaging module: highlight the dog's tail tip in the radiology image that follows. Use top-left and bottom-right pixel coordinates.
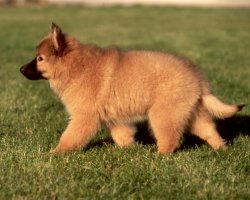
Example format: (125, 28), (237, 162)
(237, 104), (246, 111)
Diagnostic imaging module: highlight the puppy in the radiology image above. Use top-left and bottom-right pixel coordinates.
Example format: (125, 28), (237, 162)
(20, 23), (244, 154)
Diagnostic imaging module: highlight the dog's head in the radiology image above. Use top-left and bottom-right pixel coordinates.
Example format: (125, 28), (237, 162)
(20, 22), (68, 80)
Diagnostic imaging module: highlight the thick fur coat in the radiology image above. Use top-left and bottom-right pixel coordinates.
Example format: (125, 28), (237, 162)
(20, 23), (244, 154)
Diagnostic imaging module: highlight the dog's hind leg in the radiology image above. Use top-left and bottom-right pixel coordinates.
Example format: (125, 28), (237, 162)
(51, 114), (99, 153)
(148, 102), (192, 154)
(110, 124), (136, 147)
(190, 106), (226, 149)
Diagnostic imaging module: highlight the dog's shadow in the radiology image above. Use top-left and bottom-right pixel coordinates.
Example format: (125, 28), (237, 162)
(88, 115), (250, 151)
(181, 115), (250, 150)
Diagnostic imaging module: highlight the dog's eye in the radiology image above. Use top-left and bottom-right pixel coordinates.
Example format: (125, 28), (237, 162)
(37, 56), (44, 62)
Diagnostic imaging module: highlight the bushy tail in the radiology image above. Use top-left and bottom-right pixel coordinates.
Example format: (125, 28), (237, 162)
(202, 94), (245, 119)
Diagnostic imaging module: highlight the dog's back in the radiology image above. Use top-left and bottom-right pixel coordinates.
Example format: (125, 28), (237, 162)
(97, 51), (202, 123)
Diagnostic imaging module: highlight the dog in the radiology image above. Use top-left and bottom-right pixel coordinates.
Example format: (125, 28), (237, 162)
(20, 23), (244, 154)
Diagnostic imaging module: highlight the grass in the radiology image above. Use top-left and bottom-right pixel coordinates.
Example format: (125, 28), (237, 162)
(0, 5), (250, 199)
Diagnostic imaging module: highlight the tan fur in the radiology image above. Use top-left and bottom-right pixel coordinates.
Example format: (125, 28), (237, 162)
(111, 125), (136, 147)
(22, 23), (243, 154)
(202, 94), (241, 118)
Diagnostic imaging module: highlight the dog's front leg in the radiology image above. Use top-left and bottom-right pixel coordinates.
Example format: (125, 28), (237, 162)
(51, 114), (99, 153)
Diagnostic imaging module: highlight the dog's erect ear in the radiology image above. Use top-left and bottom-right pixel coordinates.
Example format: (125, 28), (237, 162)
(50, 22), (66, 55)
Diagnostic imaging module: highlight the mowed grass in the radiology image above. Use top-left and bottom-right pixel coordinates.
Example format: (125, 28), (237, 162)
(0, 5), (250, 199)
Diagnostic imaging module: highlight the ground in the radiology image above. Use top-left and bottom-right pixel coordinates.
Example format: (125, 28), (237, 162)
(0, 6), (249, 199)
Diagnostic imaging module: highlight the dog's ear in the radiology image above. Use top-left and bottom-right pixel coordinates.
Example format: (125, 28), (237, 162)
(50, 22), (66, 55)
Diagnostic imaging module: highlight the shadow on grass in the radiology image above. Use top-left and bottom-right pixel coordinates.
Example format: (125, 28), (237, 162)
(134, 115), (250, 150)
(87, 115), (250, 151)
(181, 115), (250, 150)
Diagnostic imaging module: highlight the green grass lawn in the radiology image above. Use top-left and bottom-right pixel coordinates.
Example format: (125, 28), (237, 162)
(0, 5), (250, 199)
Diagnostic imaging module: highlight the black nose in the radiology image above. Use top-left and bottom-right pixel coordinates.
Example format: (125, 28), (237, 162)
(20, 65), (26, 74)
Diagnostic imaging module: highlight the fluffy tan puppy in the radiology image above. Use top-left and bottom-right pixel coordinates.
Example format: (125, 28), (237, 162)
(20, 23), (244, 154)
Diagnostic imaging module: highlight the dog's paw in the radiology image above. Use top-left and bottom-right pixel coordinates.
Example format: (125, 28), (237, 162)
(50, 145), (63, 154)
(50, 148), (58, 154)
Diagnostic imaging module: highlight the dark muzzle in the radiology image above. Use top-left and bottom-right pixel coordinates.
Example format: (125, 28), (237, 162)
(20, 58), (44, 80)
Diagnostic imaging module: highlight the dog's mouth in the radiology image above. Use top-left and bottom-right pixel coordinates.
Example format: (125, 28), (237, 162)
(20, 58), (45, 80)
